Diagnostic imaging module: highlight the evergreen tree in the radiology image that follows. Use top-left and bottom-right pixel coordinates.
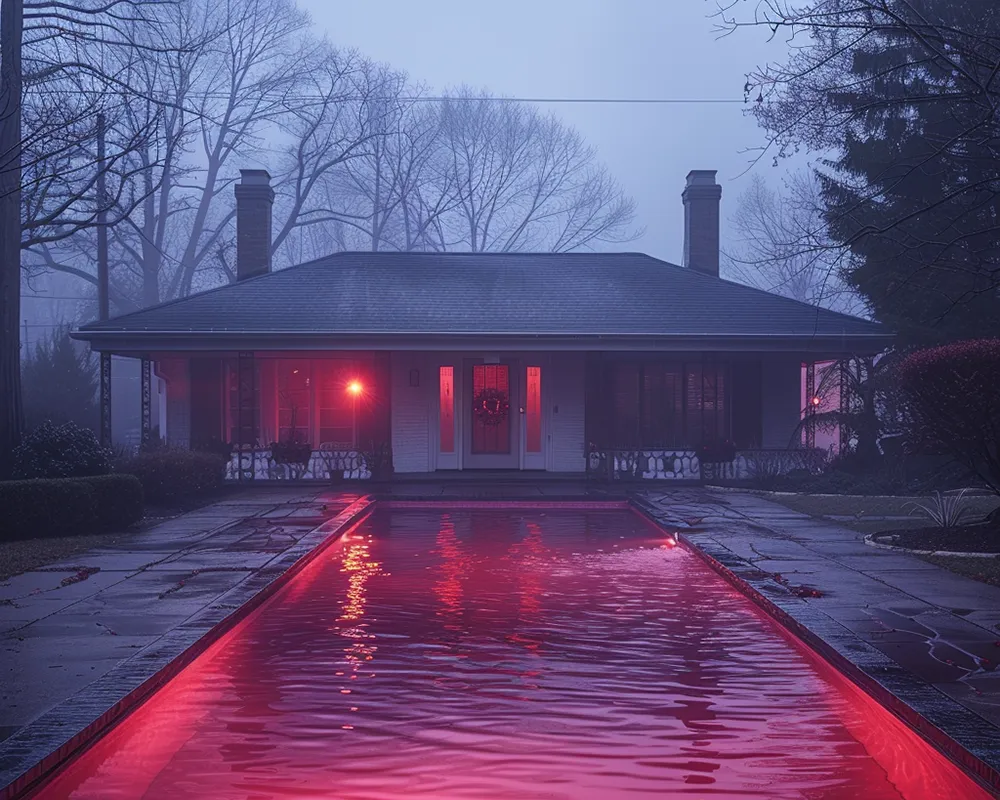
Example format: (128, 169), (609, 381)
(820, 0), (1000, 344)
(21, 326), (99, 433)
(723, 0), (1000, 345)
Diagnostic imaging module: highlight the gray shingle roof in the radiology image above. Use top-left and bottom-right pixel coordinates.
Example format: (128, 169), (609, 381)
(78, 251), (886, 340)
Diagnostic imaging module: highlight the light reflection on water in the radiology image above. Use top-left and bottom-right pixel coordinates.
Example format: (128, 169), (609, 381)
(33, 509), (991, 800)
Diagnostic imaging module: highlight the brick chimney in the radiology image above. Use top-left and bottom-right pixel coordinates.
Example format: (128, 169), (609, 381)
(234, 169), (273, 281)
(682, 170), (722, 277)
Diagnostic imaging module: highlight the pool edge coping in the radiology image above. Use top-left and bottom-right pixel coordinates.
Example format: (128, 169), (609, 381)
(0, 495), (377, 800)
(629, 496), (1000, 796)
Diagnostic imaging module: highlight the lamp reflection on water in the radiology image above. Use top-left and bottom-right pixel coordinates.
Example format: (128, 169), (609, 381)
(336, 536), (384, 713)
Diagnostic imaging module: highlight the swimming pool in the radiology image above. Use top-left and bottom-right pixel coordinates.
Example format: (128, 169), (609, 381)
(27, 508), (992, 799)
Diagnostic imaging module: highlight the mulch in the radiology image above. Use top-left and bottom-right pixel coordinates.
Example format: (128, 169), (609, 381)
(874, 522), (1000, 554)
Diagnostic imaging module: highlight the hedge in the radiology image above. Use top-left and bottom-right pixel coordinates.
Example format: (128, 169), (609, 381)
(0, 474), (143, 542)
(85, 474), (145, 530)
(118, 449), (225, 505)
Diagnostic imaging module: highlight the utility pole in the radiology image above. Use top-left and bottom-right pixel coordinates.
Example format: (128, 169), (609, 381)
(97, 113), (112, 446)
(0, 0), (24, 477)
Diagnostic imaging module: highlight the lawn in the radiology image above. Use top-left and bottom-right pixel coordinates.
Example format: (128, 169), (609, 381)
(919, 554), (1000, 588)
(761, 490), (1000, 588)
(766, 492), (1000, 525)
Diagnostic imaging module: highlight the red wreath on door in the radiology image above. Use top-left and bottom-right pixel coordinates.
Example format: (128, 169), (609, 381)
(473, 387), (510, 427)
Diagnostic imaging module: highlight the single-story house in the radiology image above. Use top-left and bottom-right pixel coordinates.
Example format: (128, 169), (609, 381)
(73, 169), (890, 481)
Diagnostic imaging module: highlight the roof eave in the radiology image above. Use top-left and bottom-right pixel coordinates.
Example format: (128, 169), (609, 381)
(71, 329), (893, 356)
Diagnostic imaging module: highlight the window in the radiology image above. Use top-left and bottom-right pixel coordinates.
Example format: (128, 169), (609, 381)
(640, 364), (682, 446)
(611, 362), (640, 446)
(317, 362), (356, 446)
(602, 358), (729, 449)
(526, 366), (542, 453)
(226, 358), (260, 445)
(277, 360), (311, 444)
(440, 366), (455, 453)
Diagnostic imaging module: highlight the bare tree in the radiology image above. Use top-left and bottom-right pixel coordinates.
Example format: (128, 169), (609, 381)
(1, 0), (176, 473)
(723, 171), (862, 314)
(432, 88), (639, 252)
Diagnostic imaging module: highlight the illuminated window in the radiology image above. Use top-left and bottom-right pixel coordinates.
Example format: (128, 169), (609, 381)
(317, 362), (356, 447)
(526, 366), (542, 453)
(440, 366), (455, 453)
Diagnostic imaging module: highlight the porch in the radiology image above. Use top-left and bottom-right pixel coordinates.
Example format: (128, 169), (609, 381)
(110, 349), (826, 483)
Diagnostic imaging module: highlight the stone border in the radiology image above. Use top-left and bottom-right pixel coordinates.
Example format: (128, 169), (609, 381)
(864, 532), (1000, 559)
(631, 496), (1000, 795)
(0, 496), (376, 800)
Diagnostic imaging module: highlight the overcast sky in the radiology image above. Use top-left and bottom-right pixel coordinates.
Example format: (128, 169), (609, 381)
(299, 0), (786, 265)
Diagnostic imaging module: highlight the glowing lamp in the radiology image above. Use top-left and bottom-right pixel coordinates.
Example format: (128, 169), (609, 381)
(811, 396), (821, 407)
(347, 380), (363, 396)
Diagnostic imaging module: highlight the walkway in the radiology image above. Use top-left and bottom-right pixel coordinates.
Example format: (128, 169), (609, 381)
(0, 488), (359, 742)
(640, 487), (1000, 779)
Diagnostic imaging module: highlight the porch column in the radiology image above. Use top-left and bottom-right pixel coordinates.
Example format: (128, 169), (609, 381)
(140, 356), (152, 449)
(237, 352), (256, 482)
(100, 352), (112, 447)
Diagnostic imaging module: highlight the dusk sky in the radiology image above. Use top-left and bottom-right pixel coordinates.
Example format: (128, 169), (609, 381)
(300, 0), (788, 264)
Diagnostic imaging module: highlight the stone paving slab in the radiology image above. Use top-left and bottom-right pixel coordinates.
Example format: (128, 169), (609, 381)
(0, 488), (347, 743)
(639, 487), (1000, 790)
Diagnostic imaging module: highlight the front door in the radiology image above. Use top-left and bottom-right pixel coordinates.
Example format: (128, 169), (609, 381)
(463, 361), (520, 469)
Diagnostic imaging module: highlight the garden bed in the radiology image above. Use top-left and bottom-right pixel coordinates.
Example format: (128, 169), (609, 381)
(869, 522), (1000, 554)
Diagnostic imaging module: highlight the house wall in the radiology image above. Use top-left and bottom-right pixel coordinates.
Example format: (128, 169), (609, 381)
(761, 355), (803, 448)
(390, 352), (431, 473)
(547, 352), (586, 472)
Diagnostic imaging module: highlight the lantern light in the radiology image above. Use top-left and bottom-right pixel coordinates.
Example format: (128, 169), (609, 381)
(347, 380), (363, 396)
(811, 396), (821, 407)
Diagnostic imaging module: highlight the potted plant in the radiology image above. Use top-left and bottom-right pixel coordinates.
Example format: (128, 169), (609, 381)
(698, 438), (737, 464)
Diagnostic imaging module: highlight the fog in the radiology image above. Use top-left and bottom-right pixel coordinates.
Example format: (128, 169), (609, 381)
(299, 0), (782, 262)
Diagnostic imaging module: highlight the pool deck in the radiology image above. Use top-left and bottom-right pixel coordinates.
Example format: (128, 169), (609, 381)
(0, 489), (359, 738)
(1, 482), (1000, 795)
(638, 487), (1000, 789)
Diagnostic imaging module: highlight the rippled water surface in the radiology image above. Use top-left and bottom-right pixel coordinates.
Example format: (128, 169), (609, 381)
(35, 509), (990, 800)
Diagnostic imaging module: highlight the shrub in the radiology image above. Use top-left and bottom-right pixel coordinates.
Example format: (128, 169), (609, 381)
(0, 478), (97, 541)
(905, 489), (976, 529)
(897, 339), (1000, 495)
(0, 474), (146, 542)
(120, 449), (225, 505)
(83, 474), (144, 530)
(13, 420), (112, 479)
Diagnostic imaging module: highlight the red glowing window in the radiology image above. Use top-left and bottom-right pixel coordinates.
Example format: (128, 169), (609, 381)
(526, 366), (542, 453)
(439, 366), (455, 453)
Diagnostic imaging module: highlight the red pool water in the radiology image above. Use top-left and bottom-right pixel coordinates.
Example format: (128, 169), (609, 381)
(31, 509), (991, 799)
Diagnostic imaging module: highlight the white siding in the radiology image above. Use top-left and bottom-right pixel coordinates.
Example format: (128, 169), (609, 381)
(391, 352), (431, 473)
(547, 353), (586, 472)
(761, 355), (802, 448)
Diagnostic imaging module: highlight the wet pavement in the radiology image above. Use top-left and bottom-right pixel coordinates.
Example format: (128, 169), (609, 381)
(640, 487), (1000, 782)
(0, 488), (359, 743)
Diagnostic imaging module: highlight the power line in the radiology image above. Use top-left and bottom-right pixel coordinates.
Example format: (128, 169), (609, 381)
(28, 89), (746, 105)
(23, 294), (93, 300)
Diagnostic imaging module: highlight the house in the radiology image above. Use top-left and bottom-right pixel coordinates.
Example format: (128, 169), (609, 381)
(73, 169), (890, 481)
